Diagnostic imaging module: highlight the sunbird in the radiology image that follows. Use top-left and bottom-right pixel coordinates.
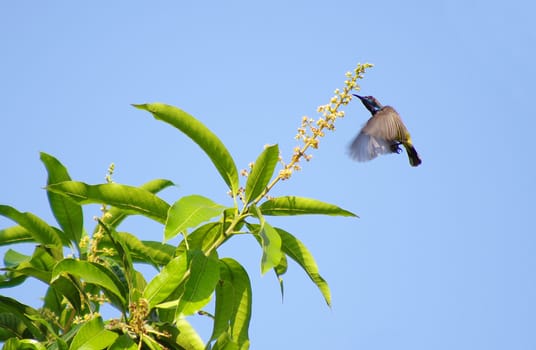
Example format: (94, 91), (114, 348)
(350, 94), (421, 167)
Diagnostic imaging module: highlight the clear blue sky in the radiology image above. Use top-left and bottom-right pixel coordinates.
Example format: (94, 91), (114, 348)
(1, 1), (535, 349)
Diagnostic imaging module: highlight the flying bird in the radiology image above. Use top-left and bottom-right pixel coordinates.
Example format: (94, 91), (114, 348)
(350, 94), (421, 167)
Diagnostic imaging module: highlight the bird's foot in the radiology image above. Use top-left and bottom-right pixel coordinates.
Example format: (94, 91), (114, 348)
(390, 143), (402, 154)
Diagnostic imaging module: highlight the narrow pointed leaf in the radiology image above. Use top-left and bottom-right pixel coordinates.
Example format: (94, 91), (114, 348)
(43, 285), (63, 316)
(97, 222), (136, 292)
(50, 275), (83, 312)
(99, 231), (175, 266)
(0, 205), (62, 247)
(3, 338), (47, 350)
(101, 232), (174, 266)
(0, 313), (27, 339)
(0, 273), (27, 288)
(0, 226), (33, 246)
(274, 254), (288, 301)
(219, 258), (251, 349)
(98, 260), (130, 313)
(51, 259), (126, 305)
(134, 240), (175, 264)
(53, 323), (83, 348)
(211, 277), (234, 343)
(244, 144), (279, 204)
(0, 296), (45, 340)
(259, 196), (358, 217)
(213, 332), (239, 350)
(138, 178), (175, 192)
(141, 335), (164, 350)
(12, 245), (59, 284)
(158, 318), (205, 350)
(25, 313), (61, 343)
(176, 250), (220, 317)
(276, 227), (331, 306)
(46, 182), (170, 223)
(176, 318), (206, 350)
(259, 222), (282, 275)
(109, 334), (137, 350)
(211, 258), (253, 344)
(176, 222), (223, 256)
(40, 152), (83, 245)
(165, 195), (226, 241)
(3, 249), (30, 267)
(143, 254), (189, 309)
(134, 103), (239, 195)
(68, 317), (118, 350)
(249, 206), (282, 275)
(100, 179), (175, 230)
(247, 223), (286, 300)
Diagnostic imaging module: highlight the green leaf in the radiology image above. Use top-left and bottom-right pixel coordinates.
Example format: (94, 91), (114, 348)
(176, 318), (206, 350)
(259, 196), (358, 217)
(12, 245), (60, 284)
(2, 338), (47, 350)
(0, 313), (30, 340)
(158, 318), (205, 350)
(109, 334), (137, 350)
(175, 250), (220, 317)
(0, 246), (59, 288)
(259, 222), (282, 275)
(51, 259), (126, 305)
(165, 195), (226, 241)
(143, 254), (189, 309)
(0, 273), (27, 288)
(97, 222), (135, 292)
(25, 313), (60, 344)
(133, 103), (239, 195)
(50, 276), (83, 312)
(43, 285), (63, 319)
(55, 323), (82, 349)
(141, 335), (164, 350)
(244, 144), (279, 204)
(176, 222), (223, 256)
(68, 317), (118, 350)
(0, 205), (62, 247)
(0, 296), (45, 341)
(104, 232), (174, 266)
(276, 227), (331, 306)
(249, 206), (282, 275)
(218, 258), (251, 350)
(212, 332), (239, 350)
(273, 254), (288, 301)
(3, 249), (30, 267)
(46, 182), (170, 223)
(40, 152), (83, 246)
(99, 231), (175, 267)
(0, 226), (34, 246)
(100, 179), (175, 230)
(99, 258), (130, 313)
(210, 266), (234, 343)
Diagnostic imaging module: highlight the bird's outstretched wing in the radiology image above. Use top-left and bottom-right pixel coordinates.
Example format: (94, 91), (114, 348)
(361, 106), (409, 140)
(349, 132), (393, 161)
(349, 106), (408, 162)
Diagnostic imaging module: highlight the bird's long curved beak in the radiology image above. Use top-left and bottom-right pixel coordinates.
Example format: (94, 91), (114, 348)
(353, 94), (364, 100)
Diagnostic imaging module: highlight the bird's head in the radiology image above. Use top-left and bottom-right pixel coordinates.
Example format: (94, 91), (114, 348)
(353, 94), (382, 114)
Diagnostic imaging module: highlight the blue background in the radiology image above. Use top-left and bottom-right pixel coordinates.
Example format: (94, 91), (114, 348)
(1, 1), (535, 349)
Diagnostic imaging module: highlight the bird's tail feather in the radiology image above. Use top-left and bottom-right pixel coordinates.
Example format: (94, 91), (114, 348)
(404, 143), (422, 167)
